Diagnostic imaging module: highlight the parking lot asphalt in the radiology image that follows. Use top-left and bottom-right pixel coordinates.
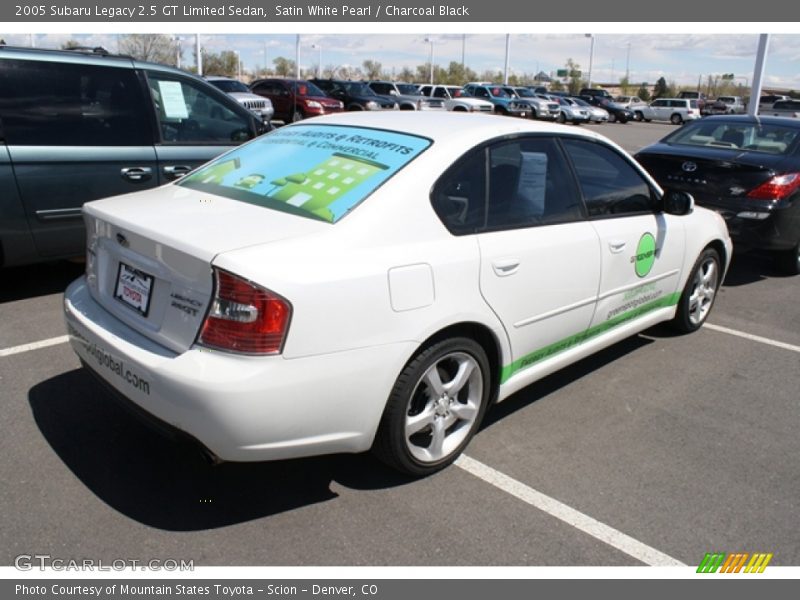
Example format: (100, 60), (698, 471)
(1, 121), (798, 568)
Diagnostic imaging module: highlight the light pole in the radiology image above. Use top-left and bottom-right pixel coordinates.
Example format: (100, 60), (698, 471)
(311, 43), (322, 78)
(625, 41), (631, 81)
(503, 34), (511, 85)
(195, 33), (202, 76)
(423, 37), (435, 85)
(585, 34), (594, 89)
(234, 50), (241, 80)
(172, 35), (182, 69)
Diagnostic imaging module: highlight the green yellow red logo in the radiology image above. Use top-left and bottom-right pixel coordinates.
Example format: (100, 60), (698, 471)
(697, 552), (773, 573)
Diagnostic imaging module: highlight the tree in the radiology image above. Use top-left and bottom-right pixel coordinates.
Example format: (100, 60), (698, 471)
(398, 67), (415, 82)
(550, 79), (565, 92)
(203, 51), (239, 78)
(637, 84), (651, 102)
(563, 58), (582, 95)
(362, 60), (383, 80)
(653, 77), (669, 99)
(272, 56), (296, 77)
(619, 76), (631, 95)
(118, 34), (179, 66)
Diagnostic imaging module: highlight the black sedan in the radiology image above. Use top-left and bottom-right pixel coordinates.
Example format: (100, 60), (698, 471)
(636, 116), (800, 274)
(579, 95), (634, 123)
(309, 79), (397, 111)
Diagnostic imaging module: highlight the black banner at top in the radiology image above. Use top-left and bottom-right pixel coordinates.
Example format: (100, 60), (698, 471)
(3, 0), (800, 22)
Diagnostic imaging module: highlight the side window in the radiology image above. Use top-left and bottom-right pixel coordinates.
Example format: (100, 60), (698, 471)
(0, 58), (151, 146)
(419, 86), (431, 96)
(370, 83), (391, 95)
(562, 138), (657, 218)
(486, 137), (583, 230)
(433, 87), (448, 98)
(431, 149), (486, 235)
(474, 88), (490, 98)
(146, 72), (253, 144)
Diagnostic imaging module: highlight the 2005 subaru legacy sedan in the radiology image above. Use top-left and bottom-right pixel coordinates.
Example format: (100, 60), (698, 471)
(64, 112), (732, 475)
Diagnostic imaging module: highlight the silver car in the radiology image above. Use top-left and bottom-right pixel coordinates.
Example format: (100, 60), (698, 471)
(206, 76), (275, 124)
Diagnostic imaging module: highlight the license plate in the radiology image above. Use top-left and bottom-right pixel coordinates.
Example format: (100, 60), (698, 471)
(114, 262), (154, 317)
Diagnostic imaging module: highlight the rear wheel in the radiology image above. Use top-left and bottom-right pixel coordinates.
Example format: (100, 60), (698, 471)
(634, 111), (644, 122)
(776, 243), (800, 275)
(671, 247), (721, 333)
(373, 337), (491, 476)
(609, 113), (617, 123)
(670, 113), (683, 125)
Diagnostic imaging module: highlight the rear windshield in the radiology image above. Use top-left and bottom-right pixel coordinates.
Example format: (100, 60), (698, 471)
(178, 124), (432, 222)
(662, 121), (799, 155)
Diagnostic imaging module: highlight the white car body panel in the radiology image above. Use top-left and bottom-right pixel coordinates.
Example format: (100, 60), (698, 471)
(64, 112), (732, 464)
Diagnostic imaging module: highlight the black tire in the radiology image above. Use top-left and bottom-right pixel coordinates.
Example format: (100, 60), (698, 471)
(671, 247), (722, 333)
(634, 111), (644, 122)
(557, 112), (567, 124)
(291, 109), (304, 123)
(776, 243), (800, 275)
(372, 337), (491, 476)
(609, 113), (617, 123)
(670, 113), (683, 125)
(452, 106), (467, 112)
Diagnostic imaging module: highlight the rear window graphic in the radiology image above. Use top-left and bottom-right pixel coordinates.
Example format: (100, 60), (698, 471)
(179, 124), (432, 222)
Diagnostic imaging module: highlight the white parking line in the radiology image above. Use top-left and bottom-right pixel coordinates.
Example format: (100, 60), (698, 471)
(705, 323), (800, 354)
(455, 455), (686, 566)
(0, 335), (70, 357)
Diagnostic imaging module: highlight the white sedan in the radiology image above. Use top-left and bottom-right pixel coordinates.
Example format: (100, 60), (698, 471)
(64, 112), (732, 475)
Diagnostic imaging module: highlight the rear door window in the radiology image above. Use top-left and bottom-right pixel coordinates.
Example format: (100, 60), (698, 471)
(0, 58), (151, 146)
(179, 124), (431, 223)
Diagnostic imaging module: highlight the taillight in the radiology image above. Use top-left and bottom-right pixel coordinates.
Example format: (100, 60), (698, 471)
(747, 173), (800, 201)
(198, 269), (291, 355)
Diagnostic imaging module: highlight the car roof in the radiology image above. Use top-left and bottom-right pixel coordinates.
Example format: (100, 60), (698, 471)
(298, 111), (610, 147)
(700, 114), (800, 127)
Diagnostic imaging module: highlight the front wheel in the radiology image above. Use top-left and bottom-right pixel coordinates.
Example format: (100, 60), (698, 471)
(372, 338), (491, 476)
(634, 111), (644, 122)
(670, 113), (683, 125)
(671, 247), (721, 333)
(557, 112), (567, 124)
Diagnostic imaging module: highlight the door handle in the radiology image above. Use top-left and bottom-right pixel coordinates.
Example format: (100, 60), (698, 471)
(120, 167), (153, 182)
(608, 240), (627, 253)
(492, 259), (520, 277)
(162, 165), (193, 180)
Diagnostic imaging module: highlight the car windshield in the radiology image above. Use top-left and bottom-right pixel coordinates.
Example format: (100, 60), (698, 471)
(571, 97), (591, 107)
(662, 121), (799, 154)
(209, 79), (250, 93)
(291, 81), (327, 96)
(513, 88), (535, 97)
(178, 124), (432, 223)
(489, 87), (511, 98)
(395, 83), (421, 95)
(342, 82), (376, 96)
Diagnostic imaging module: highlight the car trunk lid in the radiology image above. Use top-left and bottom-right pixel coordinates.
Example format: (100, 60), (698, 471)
(83, 184), (327, 354)
(636, 144), (790, 203)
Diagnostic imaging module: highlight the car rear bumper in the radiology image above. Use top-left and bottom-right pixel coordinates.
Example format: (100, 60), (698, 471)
(64, 277), (414, 462)
(698, 198), (799, 252)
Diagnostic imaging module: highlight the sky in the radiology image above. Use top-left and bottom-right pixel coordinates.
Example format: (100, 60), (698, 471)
(2, 32), (800, 89)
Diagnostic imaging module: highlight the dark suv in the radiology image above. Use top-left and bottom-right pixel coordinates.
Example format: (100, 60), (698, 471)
(250, 78), (344, 122)
(309, 79), (397, 111)
(0, 46), (265, 267)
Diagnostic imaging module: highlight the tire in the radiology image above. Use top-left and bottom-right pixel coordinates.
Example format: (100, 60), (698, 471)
(634, 111), (644, 122)
(670, 247), (722, 333)
(291, 110), (304, 123)
(609, 113), (617, 123)
(670, 113), (683, 125)
(452, 106), (467, 112)
(372, 337), (491, 476)
(557, 112), (567, 124)
(776, 243), (800, 275)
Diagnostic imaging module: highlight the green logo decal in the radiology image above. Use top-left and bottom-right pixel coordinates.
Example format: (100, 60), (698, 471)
(632, 232), (657, 277)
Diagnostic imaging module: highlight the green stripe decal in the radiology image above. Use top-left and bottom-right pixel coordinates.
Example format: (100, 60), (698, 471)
(500, 292), (681, 384)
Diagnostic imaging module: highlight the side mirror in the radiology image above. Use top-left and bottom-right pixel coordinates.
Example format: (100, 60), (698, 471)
(662, 189), (694, 216)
